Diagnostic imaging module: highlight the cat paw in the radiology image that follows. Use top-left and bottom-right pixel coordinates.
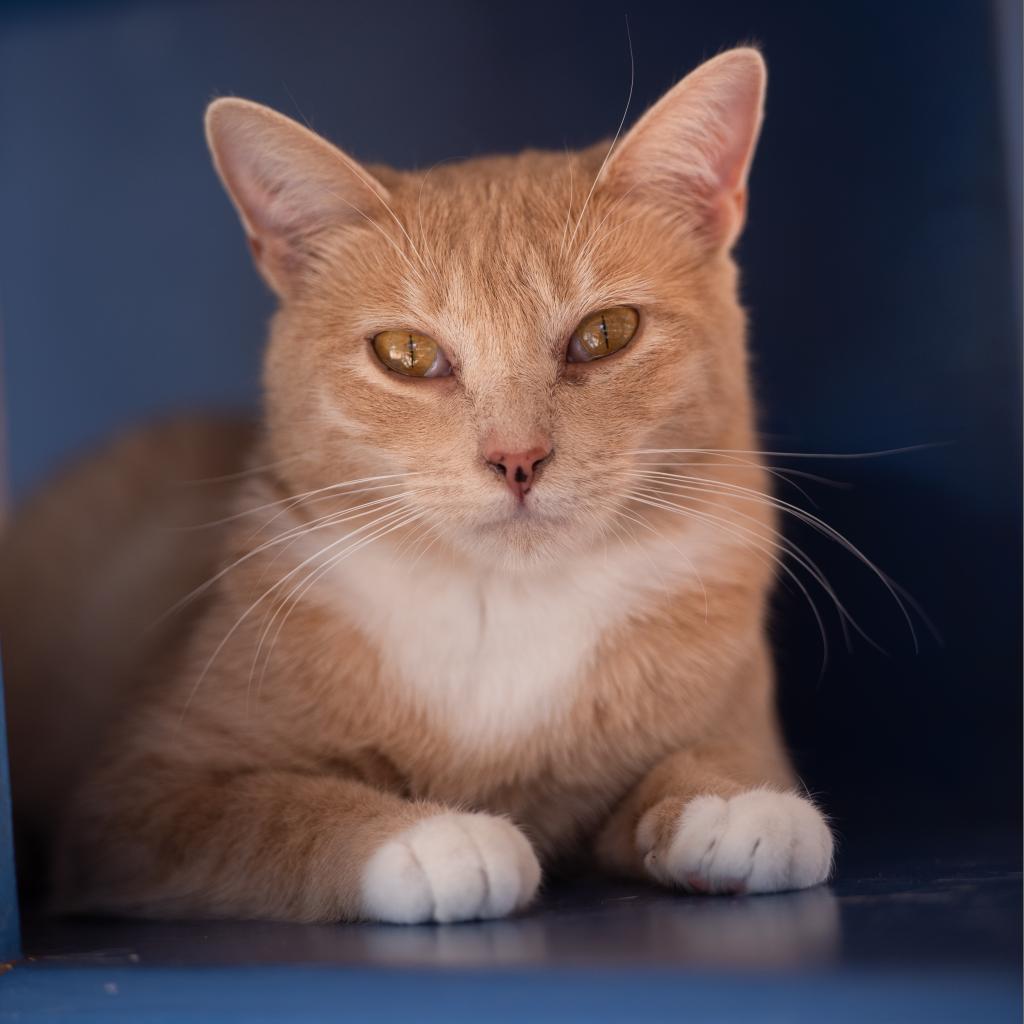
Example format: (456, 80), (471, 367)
(360, 812), (541, 924)
(638, 790), (833, 895)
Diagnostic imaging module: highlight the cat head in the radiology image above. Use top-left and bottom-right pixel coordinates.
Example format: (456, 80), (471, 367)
(205, 48), (766, 570)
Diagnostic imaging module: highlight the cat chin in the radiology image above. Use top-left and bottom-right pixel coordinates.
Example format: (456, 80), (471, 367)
(451, 520), (601, 574)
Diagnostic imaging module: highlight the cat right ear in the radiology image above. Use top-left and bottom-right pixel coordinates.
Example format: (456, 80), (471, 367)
(205, 98), (388, 296)
(602, 47), (767, 250)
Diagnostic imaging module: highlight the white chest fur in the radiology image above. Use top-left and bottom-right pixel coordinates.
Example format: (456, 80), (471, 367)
(300, 521), (730, 746)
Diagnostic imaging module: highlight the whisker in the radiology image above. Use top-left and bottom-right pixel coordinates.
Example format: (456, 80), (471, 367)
(627, 482), (856, 635)
(157, 491), (418, 626)
(565, 19), (634, 253)
(623, 487), (834, 670)
(176, 474), (427, 531)
(633, 460), (848, 489)
(247, 493), (421, 591)
(572, 182), (643, 265)
(635, 462), (823, 508)
(558, 147), (576, 258)
(180, 504), (417, 724)
(248, 470), (428, 533)
(250, 509), (425, 703)
(610, 502), (710, 621)
(310, 176), (425, 282)
(404, 516), (447, 574)
(631, 470), (918, 651)
(627, 479), (873, 647)
(572, 205), (653, 267)
(174, 453), (304, 487)
(627, 444), (941, 461)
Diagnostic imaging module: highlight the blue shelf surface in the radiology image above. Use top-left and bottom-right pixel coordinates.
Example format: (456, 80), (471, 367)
(2, 826), (1019, 1022)
(1, 966), (1019, 1024)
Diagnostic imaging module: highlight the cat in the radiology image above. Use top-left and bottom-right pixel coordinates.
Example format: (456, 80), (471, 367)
(0, 46), (833, 923)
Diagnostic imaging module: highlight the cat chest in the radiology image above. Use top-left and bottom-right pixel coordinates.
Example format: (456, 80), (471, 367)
(331, 555), (611, 743)
(304, 526), (719, 748)
(299, 545), (661, 748)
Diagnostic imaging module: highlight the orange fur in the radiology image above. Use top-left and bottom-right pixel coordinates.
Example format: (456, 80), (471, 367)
(1, 48), (832, 923)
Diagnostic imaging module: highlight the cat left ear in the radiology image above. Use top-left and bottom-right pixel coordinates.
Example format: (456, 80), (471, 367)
(604, 47), (767, 249)
(205, 98), (389, 296)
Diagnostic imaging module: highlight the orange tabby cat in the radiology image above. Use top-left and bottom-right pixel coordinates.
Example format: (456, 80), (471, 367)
(1, 47), (833, 923)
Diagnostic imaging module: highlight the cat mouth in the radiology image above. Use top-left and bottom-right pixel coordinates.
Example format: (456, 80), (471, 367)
(480, 510), (539, 530)
(476, 502), (555, 531)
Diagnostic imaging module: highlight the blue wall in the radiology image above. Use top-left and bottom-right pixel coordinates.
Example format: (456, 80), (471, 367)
(0, 0), (1020, 838)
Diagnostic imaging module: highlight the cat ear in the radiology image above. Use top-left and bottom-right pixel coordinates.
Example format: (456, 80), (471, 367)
(205, 98), (389, 295)
(604, 47), (766, 249)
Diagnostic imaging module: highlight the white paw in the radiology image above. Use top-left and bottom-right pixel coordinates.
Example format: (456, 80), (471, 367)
(360, 812), (541, 924)
(640, 790), (833, 895)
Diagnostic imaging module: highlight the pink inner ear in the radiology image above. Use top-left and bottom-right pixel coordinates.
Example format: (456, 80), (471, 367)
(225, 144), (332, 240)
(705, 69), (765, 195)
(207, 99), (390, 245)
(207, 98), (395, 295)
(604, 49), (766, 244)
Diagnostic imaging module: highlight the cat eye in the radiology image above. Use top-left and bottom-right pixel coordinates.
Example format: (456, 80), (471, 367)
(567, 306), (639, 363)
(372, 330), (452, 378)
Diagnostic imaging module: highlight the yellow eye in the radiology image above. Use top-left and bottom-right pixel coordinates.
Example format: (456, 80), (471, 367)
(567, 306), (639, 363)
(372, 330), (452, 378)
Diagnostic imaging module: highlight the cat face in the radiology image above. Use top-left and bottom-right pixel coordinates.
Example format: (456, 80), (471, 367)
(207, 49), (766, 569)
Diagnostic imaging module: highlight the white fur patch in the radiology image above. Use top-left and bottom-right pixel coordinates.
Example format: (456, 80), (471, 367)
(360, 812), (541, 923)
(641, 790), (834, 895)
(309, 517), (734, 746)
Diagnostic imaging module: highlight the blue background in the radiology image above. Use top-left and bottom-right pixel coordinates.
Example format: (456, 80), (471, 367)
(0, 0), (1020, 859)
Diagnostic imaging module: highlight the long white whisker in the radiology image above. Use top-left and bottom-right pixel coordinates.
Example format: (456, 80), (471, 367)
(635, 462), (822, 508)
(180, 504), (416, 724)
(158, 492), (416, 628)
(632, 471), (917, 650)
(624, 488), (833, 669)
(628, 445), (940, 461)
(177, 474), (427, 531)
(627, 479), (873, 647)
(611, 502), (709, 622)
(336, 168), (428, 272)
(174, 453), (304, 487)
(572, 206), (653, 267)
(633, 460), (847, 489)
(404, 516), (446, 574)
(573, 182), (643, 265)
(248, 471), (429, 537)
(250, 509), (425, 703)
(303, 172), (426, 282)
(565, 20), (634, 252)
(247, 493), (421, 590)
(628, 481), (857, 639)
(559, 148), (576, 257)
(258, 468), (430, 524)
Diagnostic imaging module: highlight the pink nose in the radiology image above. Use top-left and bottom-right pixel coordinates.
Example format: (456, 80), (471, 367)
(484, 443), (553, 501)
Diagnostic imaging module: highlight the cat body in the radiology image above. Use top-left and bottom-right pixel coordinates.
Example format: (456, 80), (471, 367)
(1, 48), (833, 923)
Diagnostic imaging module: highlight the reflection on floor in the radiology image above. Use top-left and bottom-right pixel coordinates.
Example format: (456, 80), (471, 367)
(5, 826), (1021, 1021)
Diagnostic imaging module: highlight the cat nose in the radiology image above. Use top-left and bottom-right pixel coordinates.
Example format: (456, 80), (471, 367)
(483, 442), (553, 501)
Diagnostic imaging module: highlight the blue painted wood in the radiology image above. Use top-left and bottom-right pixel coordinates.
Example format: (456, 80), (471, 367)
(0, 651), (20, 962)
(5, 835), (1018, 1020)
(17, 834), (1023, 973)
(0, 965), (1019, 1023)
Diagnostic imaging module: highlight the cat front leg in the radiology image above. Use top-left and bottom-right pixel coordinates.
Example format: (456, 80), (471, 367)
(595, 750), (833, 895)
(57, 766), (540, 924)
